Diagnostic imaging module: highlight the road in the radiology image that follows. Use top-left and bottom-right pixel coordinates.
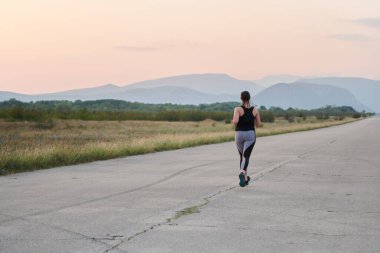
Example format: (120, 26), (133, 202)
(0, 117), (379, 253)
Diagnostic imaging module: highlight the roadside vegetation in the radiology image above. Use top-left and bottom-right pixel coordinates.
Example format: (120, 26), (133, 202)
(0, 99), (374, 122)
(0, 99), (372, 175)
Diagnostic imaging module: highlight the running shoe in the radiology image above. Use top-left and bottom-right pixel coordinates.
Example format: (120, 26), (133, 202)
(245, 176), (251, 185)
(239, 172), (246, 187)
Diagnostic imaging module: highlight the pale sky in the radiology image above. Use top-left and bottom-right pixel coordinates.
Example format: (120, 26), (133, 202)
(1, 0), (379, 94)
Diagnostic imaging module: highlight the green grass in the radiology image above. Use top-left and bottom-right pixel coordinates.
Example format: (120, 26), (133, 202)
(174, 206), (201, 219)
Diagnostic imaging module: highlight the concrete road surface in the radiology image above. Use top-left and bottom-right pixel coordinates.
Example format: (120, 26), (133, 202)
(1, 117), (379, 253)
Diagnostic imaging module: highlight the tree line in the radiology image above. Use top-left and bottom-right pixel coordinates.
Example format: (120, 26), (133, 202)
(0, 99), (373, 122)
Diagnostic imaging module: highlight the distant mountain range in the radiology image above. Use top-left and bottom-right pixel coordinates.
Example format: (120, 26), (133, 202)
(1, 73), (379, 112)
(124, 73), (264, 95)
(298, 77), (380, 113)
(254, 82), (368, 111)
(252, 74), (303, 87)
(0, 74), (262, 104)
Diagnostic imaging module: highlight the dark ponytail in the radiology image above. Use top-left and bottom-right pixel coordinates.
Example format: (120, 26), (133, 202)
(240, 91), (251, 101)
(240, 91), (251, 107)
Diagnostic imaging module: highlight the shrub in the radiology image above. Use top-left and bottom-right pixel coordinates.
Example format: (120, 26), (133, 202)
(316, 113), (329, 120)
(260, 111), (275, 123)
(335, 115), (345, 121)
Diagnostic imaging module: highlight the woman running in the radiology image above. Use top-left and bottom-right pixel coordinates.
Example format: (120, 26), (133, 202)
(233, 91), (261, 187)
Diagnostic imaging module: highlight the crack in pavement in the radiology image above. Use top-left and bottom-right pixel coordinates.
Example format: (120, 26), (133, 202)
(253, 137), (341, 183)
(102, 184), (238, 253)
(0, 213), (127, 252)
(101, 140), (339, 252)
(0, 162), (220, 252)
(0, 160), (232, 252)
(0, 161), (217, 226)
(1, 137), (340, 252)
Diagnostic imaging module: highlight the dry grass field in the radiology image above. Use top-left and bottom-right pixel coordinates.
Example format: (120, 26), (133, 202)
(0, 117), (358, 175)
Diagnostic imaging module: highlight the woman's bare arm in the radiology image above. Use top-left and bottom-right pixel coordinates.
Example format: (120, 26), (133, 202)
(253, 108), (261, 128)
(232, 107), (240, 126)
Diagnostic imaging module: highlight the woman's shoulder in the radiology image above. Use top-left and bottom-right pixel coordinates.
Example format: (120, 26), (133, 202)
(251, 105), (259, 114)
(234, 106), (244, 116)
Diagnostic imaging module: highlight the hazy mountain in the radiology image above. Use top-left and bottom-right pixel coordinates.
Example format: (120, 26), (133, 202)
(252, 75), (303, 87)
(123, 73), (264, 95)
(38, 84), (122, 101)
(116, 86), (236, 104)
(0, 91), (34, 102)
(298, 77), (380, 112)
(253, 82), (368, 111)
(0, 74), (377, 109)
(0, 86), (236, 105)
(47, 84), (121, 97)
(0, 84), (121, 102)
(0, 73), (260, 104)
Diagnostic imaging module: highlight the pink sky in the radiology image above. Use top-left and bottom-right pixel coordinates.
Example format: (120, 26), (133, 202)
(1, 0), (379, 94)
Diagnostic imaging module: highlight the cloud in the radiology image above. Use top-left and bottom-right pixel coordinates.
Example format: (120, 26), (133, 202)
(349, 18), (380, 30)
(113, 46), (160, 52)
(328, 34), (370, 41)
